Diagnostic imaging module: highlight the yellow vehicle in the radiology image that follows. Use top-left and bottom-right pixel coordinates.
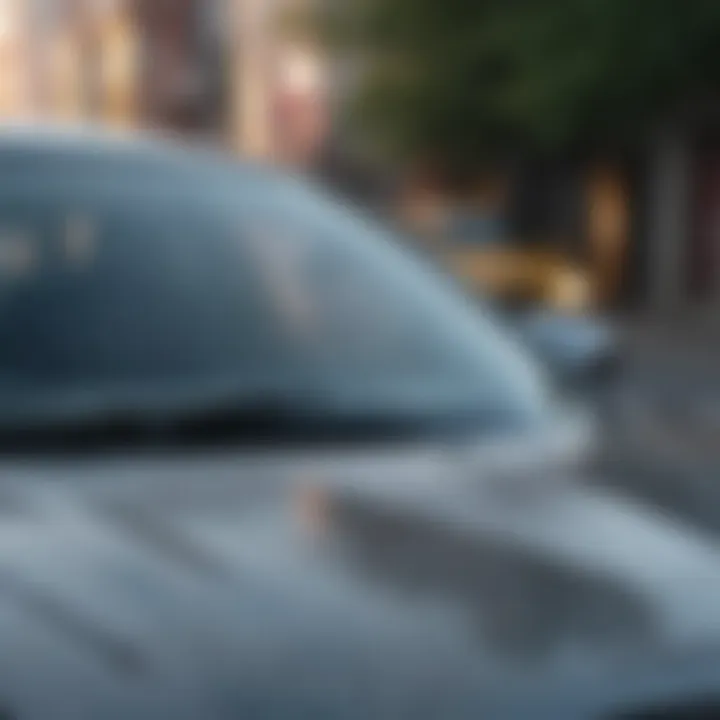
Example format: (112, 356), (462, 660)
(426, 209), (594, 313)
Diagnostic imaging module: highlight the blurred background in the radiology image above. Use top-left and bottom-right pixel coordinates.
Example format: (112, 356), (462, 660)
(0, 0), (719, 524)
(1, 0), (716, 313)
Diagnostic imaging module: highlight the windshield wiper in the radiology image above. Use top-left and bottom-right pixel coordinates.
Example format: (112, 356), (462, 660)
(0, 391), (317, 451)
(0, 388), (519, 453)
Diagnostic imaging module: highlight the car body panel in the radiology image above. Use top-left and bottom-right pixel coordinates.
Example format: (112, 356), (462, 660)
(0, 441), (718, 718)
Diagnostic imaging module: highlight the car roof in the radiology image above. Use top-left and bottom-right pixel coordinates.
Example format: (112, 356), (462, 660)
(0, 122), (290, 195)
(0, 121), (208, 155)
(0, 121), (275, 175)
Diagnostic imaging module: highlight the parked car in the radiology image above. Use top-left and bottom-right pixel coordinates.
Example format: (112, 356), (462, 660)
(0, 127), (718, 720)
(422, 207), (594, 314)
(400, 225), (621, 406)
(504, 307), (621, 403)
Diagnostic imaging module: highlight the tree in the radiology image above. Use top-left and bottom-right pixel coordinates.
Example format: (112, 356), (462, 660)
(298, 0), (720, 176)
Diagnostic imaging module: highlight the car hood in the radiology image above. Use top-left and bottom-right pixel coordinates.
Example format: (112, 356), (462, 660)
(0, 439), (720, 719)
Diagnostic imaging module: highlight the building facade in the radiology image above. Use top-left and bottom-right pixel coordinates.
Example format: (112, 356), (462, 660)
(0, 0), (33, 117)
(0, 0), (330, 167)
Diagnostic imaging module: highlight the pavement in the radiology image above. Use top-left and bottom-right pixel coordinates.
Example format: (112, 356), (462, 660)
(619, 310), (720, 440)
(592, 312), (720, 537)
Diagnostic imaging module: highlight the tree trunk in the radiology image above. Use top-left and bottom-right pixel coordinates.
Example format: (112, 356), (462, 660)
(586, 163), (631, 308)
(646, 126), (690, 311)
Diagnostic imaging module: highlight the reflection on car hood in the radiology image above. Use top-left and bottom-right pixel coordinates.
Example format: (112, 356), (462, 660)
(0, 441), (719, 719)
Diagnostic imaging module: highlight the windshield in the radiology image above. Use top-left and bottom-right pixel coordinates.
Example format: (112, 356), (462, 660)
(0, 163), (549, 434)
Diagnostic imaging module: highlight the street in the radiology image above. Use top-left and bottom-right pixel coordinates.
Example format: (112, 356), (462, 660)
(594, 321), (720, 537)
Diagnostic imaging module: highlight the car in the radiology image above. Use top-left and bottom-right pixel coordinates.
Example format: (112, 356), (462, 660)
(388, 219), (621, 407)
(415, 206), (594, 314)
(503, 307), (621, 406)
(0, 126), (719, 720)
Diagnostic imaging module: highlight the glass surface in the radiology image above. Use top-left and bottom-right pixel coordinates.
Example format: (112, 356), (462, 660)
(0, 162), (549, 429)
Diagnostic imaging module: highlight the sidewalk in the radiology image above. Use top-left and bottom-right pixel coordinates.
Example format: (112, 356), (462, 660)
(617, 307), (720, 426)
(605, 305), (720, 470)
(620, 304), (720, 356)
(596, 308), (720, 538)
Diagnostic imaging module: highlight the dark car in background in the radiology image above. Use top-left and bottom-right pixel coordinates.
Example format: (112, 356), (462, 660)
(0, 128), (718, 720)
(504, 306), (621, 408)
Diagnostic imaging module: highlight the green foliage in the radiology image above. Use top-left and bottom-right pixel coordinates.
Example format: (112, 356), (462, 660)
(302, 0), (720, 170)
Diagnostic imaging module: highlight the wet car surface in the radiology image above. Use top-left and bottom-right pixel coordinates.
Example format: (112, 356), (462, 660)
(2, 448), (720, 719)
(0, 128), (717, 719)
